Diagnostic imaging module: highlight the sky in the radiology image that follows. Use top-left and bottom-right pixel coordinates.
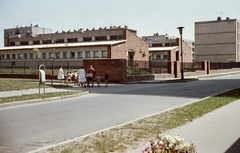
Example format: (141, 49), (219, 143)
(1, 0), (240, 47)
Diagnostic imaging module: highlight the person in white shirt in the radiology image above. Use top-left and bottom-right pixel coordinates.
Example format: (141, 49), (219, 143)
(77, 66), (86, 87)
(57, 66), (64, 84)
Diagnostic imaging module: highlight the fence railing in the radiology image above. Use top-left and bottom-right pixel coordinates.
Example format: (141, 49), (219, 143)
(183, 62), (203, 72)
(0, 60), (83, 75)
(126, 60), (169, 75)
(1, 60), (240, 76)
(210, 62), (240, 70)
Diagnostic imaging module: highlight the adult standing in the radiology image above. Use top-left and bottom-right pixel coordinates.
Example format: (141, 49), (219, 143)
(104, 71), (109, 87)
(57, 66), (64, 84)
(78, 66), (86, 87)
(88, 65), (96, 88)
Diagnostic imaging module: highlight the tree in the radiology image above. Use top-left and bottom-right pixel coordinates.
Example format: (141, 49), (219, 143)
(33, 48), (41, 58)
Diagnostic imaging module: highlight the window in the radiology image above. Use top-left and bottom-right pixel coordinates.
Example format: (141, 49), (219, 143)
(42, 53), (46, 59)
(6, 54), (10, 60)
(63, 52), (67, 58)
(56, 39), (64, 43)
(110, 35), (122, 40)
(33, 41), (40, 45)
(24, 54), (27, 59)
(67, 38), (78, 43)
(156, 55), (160, 60)
(152, 44), (163, 47)
(83, 37), (92, 41)
(70, 52), (75, 58)
(43, 39), (52, 44)
(102, 51), (108, 58)
(12, 54), (16, 59)
(29, 53), (33, 59)
(163, 55), (168, 60)
(20, 41), (28, 45)
(15, 29), (20, 34)
(78, 51), (82, 58)
(94, 51), (99, 58)
(95, 36), (107, 41)
(86, 51), (90, 58)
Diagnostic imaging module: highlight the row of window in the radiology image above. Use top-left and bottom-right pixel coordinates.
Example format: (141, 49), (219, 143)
(152, 54), (168, 60)
(2, 50), (108, 60)
(8, 35), (123, 46)
(151, 43), (176, 47)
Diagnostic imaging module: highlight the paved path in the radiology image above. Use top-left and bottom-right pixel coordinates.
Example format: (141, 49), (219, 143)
(132, 99), (240, 153)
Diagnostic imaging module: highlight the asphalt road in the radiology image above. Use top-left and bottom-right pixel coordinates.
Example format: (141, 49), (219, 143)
(0, 74), (240, 153)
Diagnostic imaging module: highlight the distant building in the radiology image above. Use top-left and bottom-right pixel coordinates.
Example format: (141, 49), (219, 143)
(195, 17), (240, 62)
(4, 24), (52, 46)
(142, 33), (194, 62)
(0, 25), (149, 63)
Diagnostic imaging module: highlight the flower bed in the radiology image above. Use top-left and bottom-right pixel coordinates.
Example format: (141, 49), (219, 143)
(142, 135), (196, 153)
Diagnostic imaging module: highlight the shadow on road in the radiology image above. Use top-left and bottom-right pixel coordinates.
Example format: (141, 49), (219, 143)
(53, 78), (240, 99)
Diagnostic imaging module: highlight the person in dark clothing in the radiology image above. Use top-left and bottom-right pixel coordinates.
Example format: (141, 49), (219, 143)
(104, 71), (109, 87)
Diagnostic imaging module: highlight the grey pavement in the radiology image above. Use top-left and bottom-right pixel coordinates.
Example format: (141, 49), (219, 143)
(0, 87), (75, 98)
(132, 99), (240, 153)
(1, 77), (240, 153)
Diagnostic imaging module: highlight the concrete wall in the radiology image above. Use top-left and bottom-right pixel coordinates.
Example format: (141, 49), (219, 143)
(195, 19), (239, 62)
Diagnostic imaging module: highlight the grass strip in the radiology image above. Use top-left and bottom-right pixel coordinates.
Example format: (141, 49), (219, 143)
(37, 88), (240, 153)
(0, 91), (83, 104)
(0, 78), (72, 92)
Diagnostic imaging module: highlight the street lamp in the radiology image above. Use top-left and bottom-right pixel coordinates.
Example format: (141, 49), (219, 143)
(177, 26), (184, 80)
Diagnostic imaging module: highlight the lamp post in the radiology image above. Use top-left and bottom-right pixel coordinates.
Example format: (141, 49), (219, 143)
(177, 26), (184, 80)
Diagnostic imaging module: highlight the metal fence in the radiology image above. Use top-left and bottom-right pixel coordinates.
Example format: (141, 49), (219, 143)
(126, 60), (169, 75)
(210, 62), (240, 70)
(183, 62), (203, 72)
(1, 60), (240, 76)
(0, 60), (83, 75)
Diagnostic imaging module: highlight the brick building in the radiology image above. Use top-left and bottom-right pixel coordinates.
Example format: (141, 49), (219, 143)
(195, 17), (240, 62)
(142, 33), (194, 63)
(0, 25), (149, 66)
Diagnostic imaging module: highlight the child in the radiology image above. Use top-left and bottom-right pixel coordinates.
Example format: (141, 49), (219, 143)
(72, 70), (78, 85)
(66, 71), (72, 84)
(86, 71), (93, 87)
(95, 74), (101, 87)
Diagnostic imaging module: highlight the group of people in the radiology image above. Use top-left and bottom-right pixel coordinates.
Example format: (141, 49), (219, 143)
(57, 65), (109, 88)
(57, 66), (78, 85)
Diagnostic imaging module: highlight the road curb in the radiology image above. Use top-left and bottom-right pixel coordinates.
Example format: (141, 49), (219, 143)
(0, 91), (89, 108)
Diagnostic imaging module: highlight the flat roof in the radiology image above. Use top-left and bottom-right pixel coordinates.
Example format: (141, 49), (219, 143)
(195, 18), (239, 24)
(149, 46), (178, 51)
(0, 40), (126, 51)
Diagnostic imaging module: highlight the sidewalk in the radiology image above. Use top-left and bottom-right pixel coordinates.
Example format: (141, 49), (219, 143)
(0, 87), (77, 98)
(132, 99), (240, 153)
(0, 86), (88, 108)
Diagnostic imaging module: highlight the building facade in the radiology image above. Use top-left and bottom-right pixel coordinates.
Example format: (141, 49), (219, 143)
(4, 24), (52, 46)
(195, 17), (240, 62)
(0, 25), (149, 66)
(142, 33), (193, 62)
